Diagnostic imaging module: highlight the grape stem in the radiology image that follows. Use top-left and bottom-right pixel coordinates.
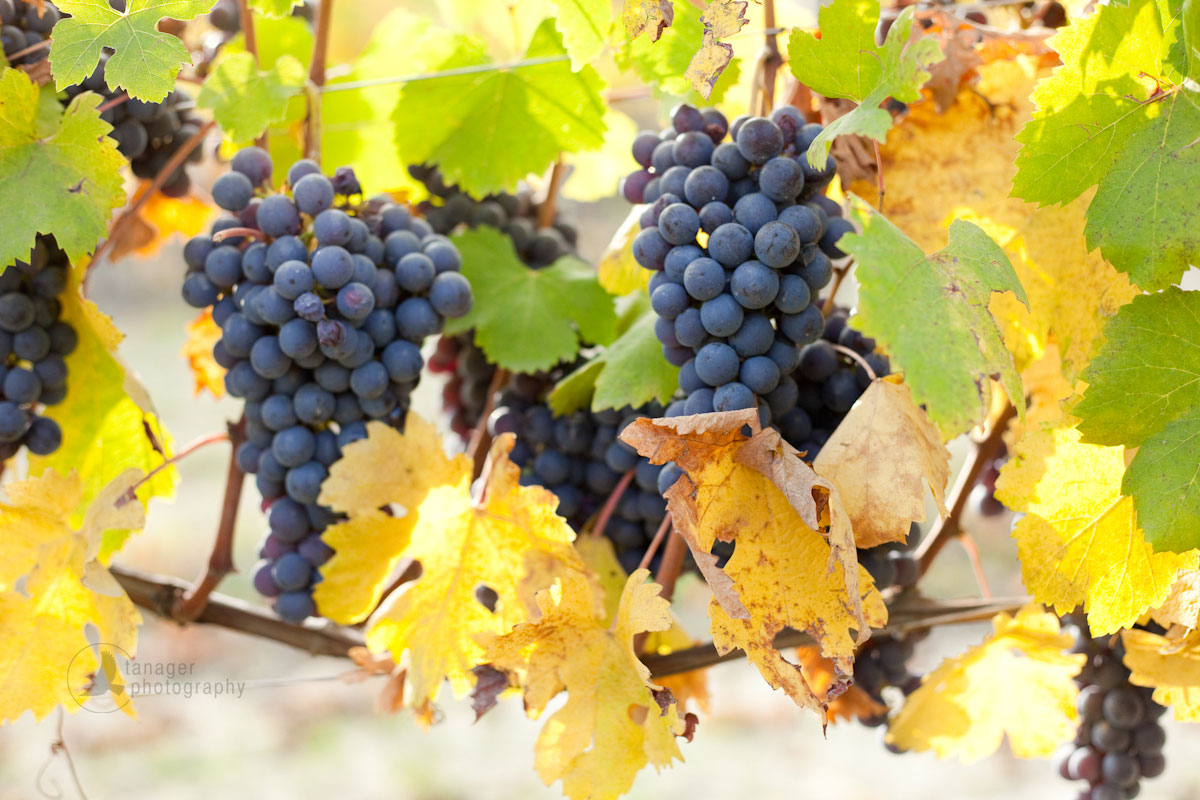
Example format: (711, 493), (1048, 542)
(821, 259), (853, 315)
(590, 468), (636, 540)
(89, 119), (216, 273)
(830, 343), (876, 380)
(109, 561), (1029, 678)
(755, 0), (783, 116)
(654, 520), (686, 603)
(637, 513), (673, 572)
(96, 93), (129, 114)
(914, 401), (1016, 575)
(35, 710), (89, 800)
(304, 0), (335, 161)
(873, 139), (886, 211)
(117, 430), (231, 506)
(212, 226), (267, 244)
(957, 532), (993, 599)
(8, 38), (50, 64)
(173, 416), (246, 622)
(466, 367), (511, 480)
(536, 157), (565, 230)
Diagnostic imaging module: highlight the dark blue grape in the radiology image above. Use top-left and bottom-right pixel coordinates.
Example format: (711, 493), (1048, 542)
(754, 221), (801, 268)
(795, 123), (823, 152)
(778, 408), (813, 444)
(820, 216), (856, 259)
(271, 552), (313, 592)
(293, 292), (324, 322)
(664, 244), (702, 282)
(261, 394), (297, 431)
(256, 195), (301, 237)
(684, 388), (715, 414)
(25, 417), (60, 455)
(632, 131), (659, 167)
(736, 118), (783, 164)
(313, 208), (352, 246)
(778, 205), (822, 243)
(798, 341), (838, 381)
(775, 273), (812, 314)
(740, 356), (780, 394)
(822, 370), (861, 413)
(780, 304), (824, 346)
(273, 426), (316, 468)
(659, 165), (690, 198)
(286, 159), (322, 186)
(231, 147), (272, 186)
(250, 336), (292, 379)
(711, 142), (749, 180)
(673, 307), (706, 348)
(350, 361), (389, 399)
(731, 261), (779, 309)
(798, 249), (833, 291)
(766, 375), (799, 418)
(707, 223), (754, 267)
(632, 227), (672, 270)
(266, 235), (308, 271)
(395, 297), (441, 341)
(0, 401), (28, 441)
(336, 282), (375, 321)
(700, 293), (743, 337)
(268, 497), (310, 543)
(672, 103), (704, 133)
(759, 156), (805, 202)
(683, 166), (728, 207)
(429, 272), (473, 318)
(683, 257), (725, 302)
(273, 260), (313, 300)
(733, 193), (777, 234)
(650, 140), (676, 173)
(695, 341), (739, 386)
(309, 245), (352, 289)
(699, 201), (733, 233)
(226, 361), (270, 401)
(651, 282), (689, 320)
(380, 339), (422, 383)
(713, 381), (755, 411)
(181, 273), (219, 308)
(204, 245), (243, 288)
(213, 171), (254, 212)
(658, 203), (701, 246)
(183, 235), (214, 271)
(674, 130), (715, 168)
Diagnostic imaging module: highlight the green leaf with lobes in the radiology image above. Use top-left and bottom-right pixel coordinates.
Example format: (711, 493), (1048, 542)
(197, 51), (306, 144)
(550, 0), (613, 70)
(1186, 0), (1200, 80)
(1072, 289), (1200, 552)
(550, 294), (679, 414)
(444, 227), (617, 374)
(48, 0), (218, 102)
(0, 69), (126, 273)
(1012, 0), (1200, 290)
(391, 19), (606, 197)
(841, 196), (1028, 440)
(787, 0), (944, 167)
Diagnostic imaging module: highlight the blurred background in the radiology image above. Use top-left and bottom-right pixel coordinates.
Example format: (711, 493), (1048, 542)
(4, 0), (1200, 798)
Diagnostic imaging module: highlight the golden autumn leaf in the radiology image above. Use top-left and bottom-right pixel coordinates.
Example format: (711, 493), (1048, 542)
(482, 569), (689, 800)
(1152, 570), (1200, 631)
(0, 469), (145, 723)
(361, 433), (587, 715)
(995, 423), (1198, 635)
(314, 416), (472, 624)
(1123, 628), (1200, 721)
(181, 308), (225, 397)
(621, 410), (887, 718)
(137, 189), (214, 256)
(848, 58), (1137, 376)
(795, 645), (887, 724)
(887, 605), (1085, 761)
(813, 378), (950, 548)
(577, 535), (710, 713)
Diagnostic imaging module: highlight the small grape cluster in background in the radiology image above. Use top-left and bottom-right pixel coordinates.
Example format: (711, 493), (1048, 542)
(0, 235), (75, 458)
(180, 148), (473, 622)
(1055, 616), (1167, 800)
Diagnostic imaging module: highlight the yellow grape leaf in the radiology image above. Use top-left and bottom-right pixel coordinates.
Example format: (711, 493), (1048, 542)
(577, 534), (709, 713)
(181, 308), (224, 398)
(621, 0), (674, 42)
(1122, 628), (1200, 721)
(314, 415), (471, 623)
(621, 410), (887, 718)
(794, 645), (887, 725)
(597, 204), (651, 296)
(0, 469), (145, 723)
(482, 569), (688, 800)
(1004, 344), (1078, 449)
(995, 423), (1198, 635)
(847, 58), (1137, 376)
(28, 261), (174, 561)
(1152, 569), (1200, 630)
(887, 605), (1084, 761)
(813, 378), (950, 548)
(363, 434), (586, 714)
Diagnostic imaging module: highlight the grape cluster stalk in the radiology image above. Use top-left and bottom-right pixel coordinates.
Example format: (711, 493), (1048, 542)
(180, 148), (473, 622)
(1054, 615), (1167, 800)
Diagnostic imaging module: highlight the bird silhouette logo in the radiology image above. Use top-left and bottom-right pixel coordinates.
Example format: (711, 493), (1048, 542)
(67, 643), (132, 713)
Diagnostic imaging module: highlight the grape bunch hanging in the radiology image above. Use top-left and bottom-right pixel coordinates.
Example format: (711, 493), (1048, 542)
(180, 148), (473, 622)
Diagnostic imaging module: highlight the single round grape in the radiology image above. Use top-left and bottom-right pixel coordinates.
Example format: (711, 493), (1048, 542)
(711, 141), (750, 180)
(429, 272), (473, 318)
(650, 140), (676, 174)
(350, 361), (390, 400)
(313, 208), (352, 246)
(658, 203), (701, 246)
(24, 416), (60, 455)
(758, 157), (805, 202)
(631, 131), (660, 168)
(395, 297), (442, 342)
(0, 401), (28, 442)
(271, 552), (313, 593)
(284, 461), (327, 504)
(736, 117), (784, 164)
(286, 158), (322, 186)
(779, 205), (822, 243)
(683, 166), (729, 207)
(731, 261), (779, 310)
(700, 293), (744, 337)
(683, 257), (726, 302)
(256, 195), (302, 237)
(754, 220), (801, 268)
(780, 304), (825, 346)
(664, 244), (703, 282)
(272, 426), (316, 469)
(683, 387), (715, 414)
(820, 216), (856, 259)
(659, 165), (690, 199)
(695, 341), (740, 386)
(733, 193), (778, 235)
(4, 367), (39, 403)
(651, 282), (689, 320)
(268, 497), (310, 543)
(336, 282), (375, 321)
(231, 147), (272, 186)
(707, 223), (755, 267)
(674, 130), (715, 168)
(274, 590), (316, 623)
(699, 201), (733, 233)
(632, 227), (672, 270)
(212, 171), (254, 212)
(1132, 722), (1165, 754)
(250, 336), (292, 379)
(673, 307), (707, 348)
(1103, 687), (1145, 729)
(740, 356), (781, 394)
(729, 313), (774, 357)
(181, 273), (220, 308)
(273, 260), (313, 300)
(798, 341), (839, 382)
(672, 103), (704, 133)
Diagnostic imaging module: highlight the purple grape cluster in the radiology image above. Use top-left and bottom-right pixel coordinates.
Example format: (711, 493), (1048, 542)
(1054, 616), (1167, 800)
(622, 104), (857, 424)
(180, 147), (473, 623)
(0, 235), (75, 458)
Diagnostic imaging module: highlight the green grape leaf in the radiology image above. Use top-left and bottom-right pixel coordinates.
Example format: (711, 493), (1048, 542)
(618, 0), (742, 105)
(223, 12), (313, 65)
(787, 0), (943, 167)
(250, 0), (300, 18)
(1123, 416), (1200, 553)
(1186, 0), (1200, 79)
(550, 294), (678, 414)
(322, 9), (459, 195)
(1012, 0), (1200, 290)
(1075, 289), (1200, 449)
(842, 197), (1028, 439)
(197, 51), (305, 143)
(622, 0), (674, 42)
(29, 263), (176, 560)
(0, 69), (126, 273)
(551, 0), (613, 70)
(392, 19), (606, 197)
(443, 227), (617, 373)
(49, 0), (218, 102)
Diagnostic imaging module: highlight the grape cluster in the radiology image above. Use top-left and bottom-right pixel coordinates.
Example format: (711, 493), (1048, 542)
(2, 1), (204, 197)
(410, 164), (580, 438)
(859, 522), (920, 595)
(854, 631), (925, 729)
(491, 385), (673, 573)
(0, 235), (74, 458)
(180, 148), (473, 622)
(1055, 616), (1167, 800)
(623, 104), (856, 422)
